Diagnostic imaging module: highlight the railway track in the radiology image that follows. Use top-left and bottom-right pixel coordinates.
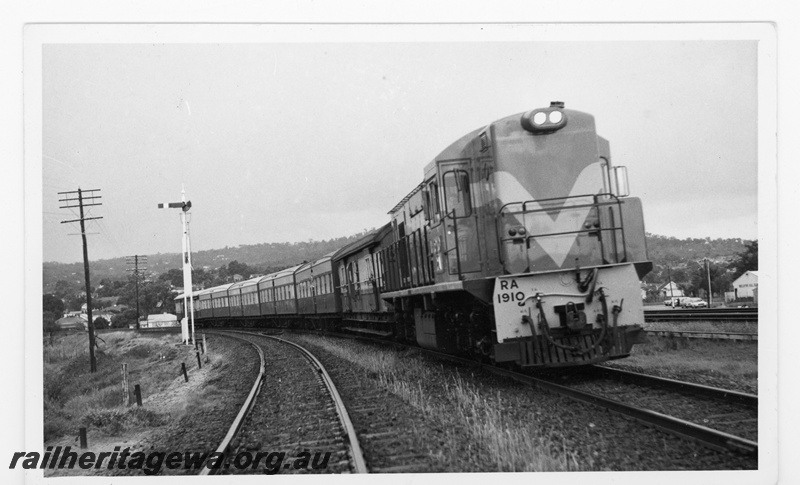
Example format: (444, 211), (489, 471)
(645, 330), (757, 341)
(207, 328), (758, 465)
(203, 330), (367, 475)
(644, 307), (758, 322)
(392, 341), (759, 457)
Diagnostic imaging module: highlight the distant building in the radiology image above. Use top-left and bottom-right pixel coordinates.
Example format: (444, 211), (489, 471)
(733, 271), (758, 298)
(658, 281), (684, 299)
(142, 313), (180, 328)
(55, 314), (87, 331)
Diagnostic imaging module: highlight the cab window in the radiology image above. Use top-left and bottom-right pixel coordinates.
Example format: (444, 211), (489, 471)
(443, 170), (472, 218)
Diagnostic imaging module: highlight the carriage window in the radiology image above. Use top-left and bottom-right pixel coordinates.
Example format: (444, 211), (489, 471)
(443, 170), (472, 218)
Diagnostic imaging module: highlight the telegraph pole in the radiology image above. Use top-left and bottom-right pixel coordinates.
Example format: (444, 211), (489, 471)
(126, 255), (148, 330)
(705, 258), (713, 308)
(667, 266), (675, 306)
(158, 187), (195, 346)
(59, 188), (102, 373)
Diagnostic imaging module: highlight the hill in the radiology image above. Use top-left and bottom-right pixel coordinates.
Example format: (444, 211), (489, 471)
(42, 231), (373, 293)
(42, 232), (755, 293)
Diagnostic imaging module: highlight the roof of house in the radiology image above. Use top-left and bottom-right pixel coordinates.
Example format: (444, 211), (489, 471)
(146, 313), (178, 322)
(55, 315), (86, 328)
(733, 270), (759, 283)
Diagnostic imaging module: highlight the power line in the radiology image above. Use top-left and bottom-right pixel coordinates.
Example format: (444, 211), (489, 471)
(126, 255), (148, 331)
(59, 187), (103, 373)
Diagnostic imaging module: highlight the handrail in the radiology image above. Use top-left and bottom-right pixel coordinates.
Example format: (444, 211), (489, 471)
(496, 193), (628, 267)
(447, 209), (463, 278)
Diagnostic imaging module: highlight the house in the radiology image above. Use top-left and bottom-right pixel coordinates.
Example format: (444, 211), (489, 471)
(55, 314), (87, 331)
(658, 281), (684, 299)
(732, 270), (758, 299)
(142, 313), (180, 328)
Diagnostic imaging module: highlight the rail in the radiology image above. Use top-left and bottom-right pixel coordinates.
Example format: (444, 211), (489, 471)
(591, 365), (758, 407)
(339, 333), (759, 457)
(219, 328), (759, 458)
(645, 330), (758, 341)
(644, 307), (758, 323)
(480, 360), (758, 456)
(200, 331), (266, 476)
(260, 335), (369, 473)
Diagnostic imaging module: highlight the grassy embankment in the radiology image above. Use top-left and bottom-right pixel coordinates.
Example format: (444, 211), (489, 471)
(43, 331), (213, 444)
(624, 320), (758, 390)
(296, 335), (578, 472)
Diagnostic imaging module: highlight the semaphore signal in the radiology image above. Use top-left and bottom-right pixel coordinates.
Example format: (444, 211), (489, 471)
(158, 187), (195, 346)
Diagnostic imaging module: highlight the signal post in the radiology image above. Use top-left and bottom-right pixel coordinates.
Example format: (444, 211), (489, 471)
(158, 188), (195, 346)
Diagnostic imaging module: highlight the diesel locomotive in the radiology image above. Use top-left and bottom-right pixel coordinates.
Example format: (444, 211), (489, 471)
(175, 102), (652, 368)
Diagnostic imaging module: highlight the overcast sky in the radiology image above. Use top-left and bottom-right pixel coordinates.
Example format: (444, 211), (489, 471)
(39, 30), (760, 264)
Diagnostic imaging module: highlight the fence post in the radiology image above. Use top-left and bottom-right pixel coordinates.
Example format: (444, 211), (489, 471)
(79, 428), (88, 449)
(134, 384), (142, 406)
(181, 363), (188, 382)
(121, 363), (130, 406)
(196, 351), (202, 369)
(203, 333), (207, 354)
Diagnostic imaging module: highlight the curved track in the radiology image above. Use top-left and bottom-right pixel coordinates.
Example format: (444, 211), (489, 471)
(204, 330), (368, 474)
(301, 329), (759, 457)
(199, 334), (266, 476)
(204, 328), (758, 460)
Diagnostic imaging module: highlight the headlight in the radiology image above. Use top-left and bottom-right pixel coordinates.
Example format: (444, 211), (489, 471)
(521, 103), (568, 133)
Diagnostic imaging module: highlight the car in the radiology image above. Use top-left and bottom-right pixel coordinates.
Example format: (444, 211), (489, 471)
(664, 297), (683, 307)
(682, 298), (708, 308)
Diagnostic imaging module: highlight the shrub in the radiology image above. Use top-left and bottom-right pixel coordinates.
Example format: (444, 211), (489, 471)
(94, 316), (110, 329)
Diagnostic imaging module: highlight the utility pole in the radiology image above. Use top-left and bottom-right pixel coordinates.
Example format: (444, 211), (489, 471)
(59, 188), (102, 373)
(667, 266), (675, 307)
(705, 258), (713, 308)
(158, 187), (195, 346)
(126, 255), (148, 330)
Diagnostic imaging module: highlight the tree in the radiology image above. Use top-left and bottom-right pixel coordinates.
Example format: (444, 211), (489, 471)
(141, 279), (174, 315)
(53, 280), (75, 300)
(93, 316), (110, 329)
(43, 294), (65, 316)
(227, 260), (251, 278)
(686, 260), (730, 298)
(43, 311), (58, 333)
(730, 240), (758, 278)
(111, 309), (138, 329)
(158, 268), (184, 287)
